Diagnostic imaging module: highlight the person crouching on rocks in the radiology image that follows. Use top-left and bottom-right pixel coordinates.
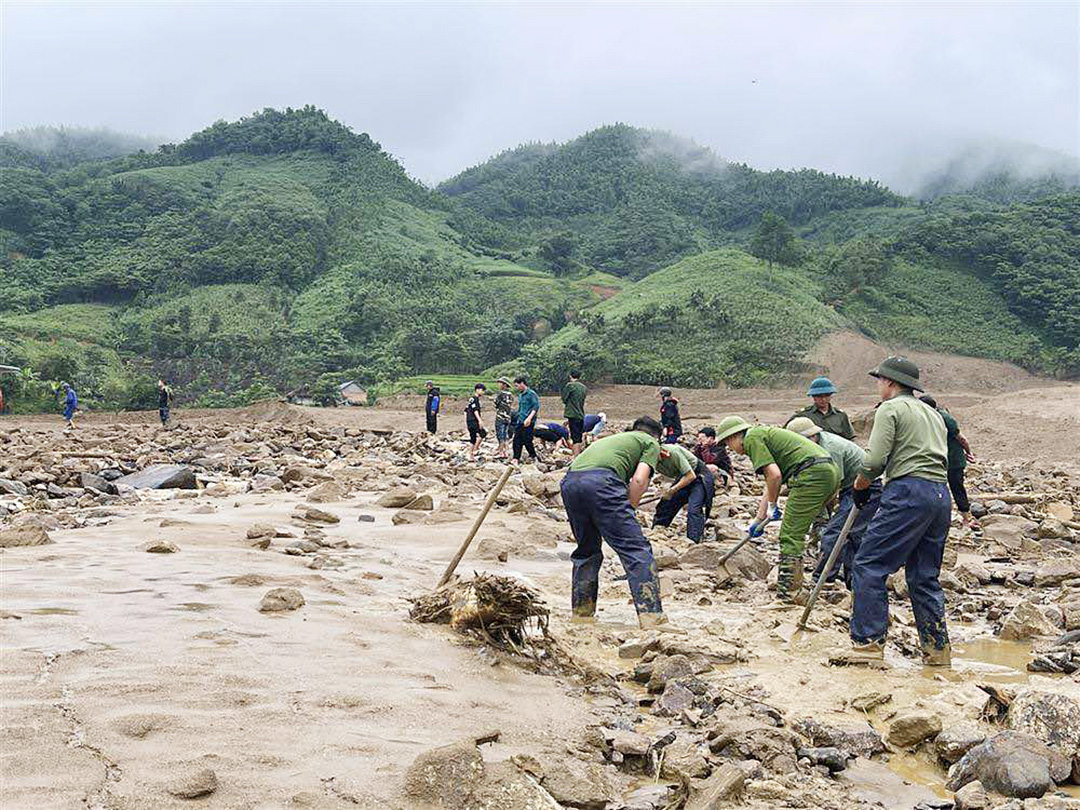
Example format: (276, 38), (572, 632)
(560, 416), (670, 630)
(715, 416), (840, 606)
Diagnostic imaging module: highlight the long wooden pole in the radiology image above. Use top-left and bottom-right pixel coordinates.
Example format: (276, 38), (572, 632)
(436, 465), (515, 589)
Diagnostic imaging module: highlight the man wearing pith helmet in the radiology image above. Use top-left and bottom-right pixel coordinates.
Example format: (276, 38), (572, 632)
(715, 416), (839, 605)
(836, 356), (952, 668)
(788, 376), (855, 440)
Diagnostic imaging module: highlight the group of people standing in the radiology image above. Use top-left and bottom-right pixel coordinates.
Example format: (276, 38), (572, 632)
(555, 357), (976, 669)
(423, 375), (607, 463)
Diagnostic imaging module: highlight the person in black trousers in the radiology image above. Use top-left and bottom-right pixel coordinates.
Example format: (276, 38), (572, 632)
(424, 381), (441, 434)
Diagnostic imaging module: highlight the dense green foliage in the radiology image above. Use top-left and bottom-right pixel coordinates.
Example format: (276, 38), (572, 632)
(440, 125), (902, 277)
(1, 107), (1078, 413)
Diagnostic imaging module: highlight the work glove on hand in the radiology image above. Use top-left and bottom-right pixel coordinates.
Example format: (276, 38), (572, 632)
(852, 487), (871, 509)
(768, 502), (782, 522)
(747, 520), (766, 538)
(660, 487), (675, 501)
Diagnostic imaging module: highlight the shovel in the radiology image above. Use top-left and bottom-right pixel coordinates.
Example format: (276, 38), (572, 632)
(718, 516), (775, 566)
(796, 505), (859, 630)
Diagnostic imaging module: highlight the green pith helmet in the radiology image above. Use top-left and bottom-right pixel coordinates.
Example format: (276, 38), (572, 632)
(869, 356), (923, 391)
(716, 415), (752, 443)
(786, 416), (822, 438)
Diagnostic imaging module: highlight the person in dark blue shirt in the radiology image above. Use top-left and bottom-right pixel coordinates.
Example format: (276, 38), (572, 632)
(424, 381), (441, 434)
(61, 382), (79, 432)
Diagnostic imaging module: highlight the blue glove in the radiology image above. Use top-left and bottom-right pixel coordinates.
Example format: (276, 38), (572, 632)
(768, 503), (782, 521)
(748, 521), (766, 538)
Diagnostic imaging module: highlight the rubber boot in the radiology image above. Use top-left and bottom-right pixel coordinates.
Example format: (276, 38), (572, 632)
(790, 558), (808, 606)
(922, 642), (952, 668)
(828, 641), (886, 668)
(777, 553), (804, 604)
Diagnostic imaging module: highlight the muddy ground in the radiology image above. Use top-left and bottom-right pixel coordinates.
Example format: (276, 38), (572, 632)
(3, 347), (1080, 809)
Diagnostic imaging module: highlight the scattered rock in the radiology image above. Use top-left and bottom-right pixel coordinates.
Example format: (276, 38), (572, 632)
(166, 767), (218, 799)
(258, 587), (305, 612)
(306, 481), (345, 503)
(685, 762), (745, 808)
(936, 723), (987, 765)
(796, 746), (848, 772)
(0, 477), (29, 496)
(358, 514), (376, 523)
(377, 486), (418, 508)
(655, 681), (696, 716)
(0, 525), (53, 548)
(115, 464), (196, 490)
(405, 493), (435, 511)
(793, 718), (885, 759)
(141, 540), (179, 553)
(540, 759), (616, 810)
(647, 654), (694, 692)
(472, 760), (561, 810)
(402, 740), (485, 809)
(953, 780), (987, 810)
(946, 731), (1069, 798)
(79, 471), (117, 494)
(1006, 689), (1080, 758)
(392, 509), (427, 525)
(296, 506), (339, 524)
(722, 545), (772, 580)
(1000, 600), (1058, 640)
(887, 711), (942, 748)
(1035, 560), (1080, 587)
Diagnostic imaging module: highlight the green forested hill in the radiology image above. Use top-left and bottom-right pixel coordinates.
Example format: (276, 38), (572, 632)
(1, 107), (1077, 412)
(439, 124), (903, 277)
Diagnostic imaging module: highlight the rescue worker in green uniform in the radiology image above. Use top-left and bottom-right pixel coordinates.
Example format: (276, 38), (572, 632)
(787, 377), (856, 440)
(716, 417), (840, 604)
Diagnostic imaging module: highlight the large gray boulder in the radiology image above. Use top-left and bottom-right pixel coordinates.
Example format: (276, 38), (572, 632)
(115, 464), (196, 490)
(793, 718), (885, 759)
(1006, 689), (1080, 759)
(946, 731), (1069, 798)
(403, 740), (485, 808)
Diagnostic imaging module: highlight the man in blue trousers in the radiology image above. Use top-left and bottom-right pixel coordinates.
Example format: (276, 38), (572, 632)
(652, 442), (714, 544)
(786, 416), (882, 588)
(560, 416), (669, 629)
(835, 356), (952, 668)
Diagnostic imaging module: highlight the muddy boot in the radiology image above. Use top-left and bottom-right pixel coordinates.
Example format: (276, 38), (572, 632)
(776, 553), (806, 605)
(828, 641), (887, 668)
(922, 642), (952, 667)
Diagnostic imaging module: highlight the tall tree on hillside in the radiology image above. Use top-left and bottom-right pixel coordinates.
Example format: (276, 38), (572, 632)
(750, 211), (802, 270)
(539, 231), (577, 276)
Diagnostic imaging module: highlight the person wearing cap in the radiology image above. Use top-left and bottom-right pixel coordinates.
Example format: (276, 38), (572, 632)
(584, 413), (607, 444)
(652, 442), (714, 543)
(788, 377), (855, 440)
(920, 395), (978, 529)
(60, 381), (79, 432)
(562, 371), (588, 456)
(787, 416), (882, 587)
(839, 356), (951, 668)
(424, 381), (440, 434)
(493, 378), (516, 459)
(561, 416), (669, 628)
(715, 417), (840, 604)
(659, 388), (682, 445)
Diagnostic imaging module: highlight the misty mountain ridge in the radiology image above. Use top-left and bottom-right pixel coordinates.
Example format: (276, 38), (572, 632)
(0, 125), (162, 170)
(1, 106), (1077, 414)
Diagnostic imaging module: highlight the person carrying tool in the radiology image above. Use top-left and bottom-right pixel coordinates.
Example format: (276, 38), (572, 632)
(560, 416), (669, 629)
(493, 377), (516, 459)
(659, 388), (682, 444)
(512, 376), (540, 465)
(716, 417), (840, 605)
(787, 377), (856, 440)
(837, 357), (951, 668)
(60, 381), (79, 432)
(920, 395), (978, 529)
(561, 371), (588, 456)
(653, 442), (714, 543)
(786, 417), (882, 587)
(464, 383), (488, 460)
(157, 379), (173, 427)
(424, 381), (441, 434)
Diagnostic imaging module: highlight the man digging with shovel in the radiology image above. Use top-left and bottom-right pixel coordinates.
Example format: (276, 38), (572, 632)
(786, 416), (882, 589)
(716, 417), (839, 606)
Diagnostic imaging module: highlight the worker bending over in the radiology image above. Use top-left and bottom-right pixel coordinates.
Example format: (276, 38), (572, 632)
(560, 417), (669, 629)
(652, 443), (714, 544)
(787, 417), (882, 587)
(716, 417), (839, 605)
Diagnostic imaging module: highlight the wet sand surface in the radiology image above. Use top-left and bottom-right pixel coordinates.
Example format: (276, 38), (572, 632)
(3, 366), (1080, 808)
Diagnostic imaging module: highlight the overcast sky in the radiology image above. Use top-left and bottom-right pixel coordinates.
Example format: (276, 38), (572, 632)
(2, 1), (1078, 189)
